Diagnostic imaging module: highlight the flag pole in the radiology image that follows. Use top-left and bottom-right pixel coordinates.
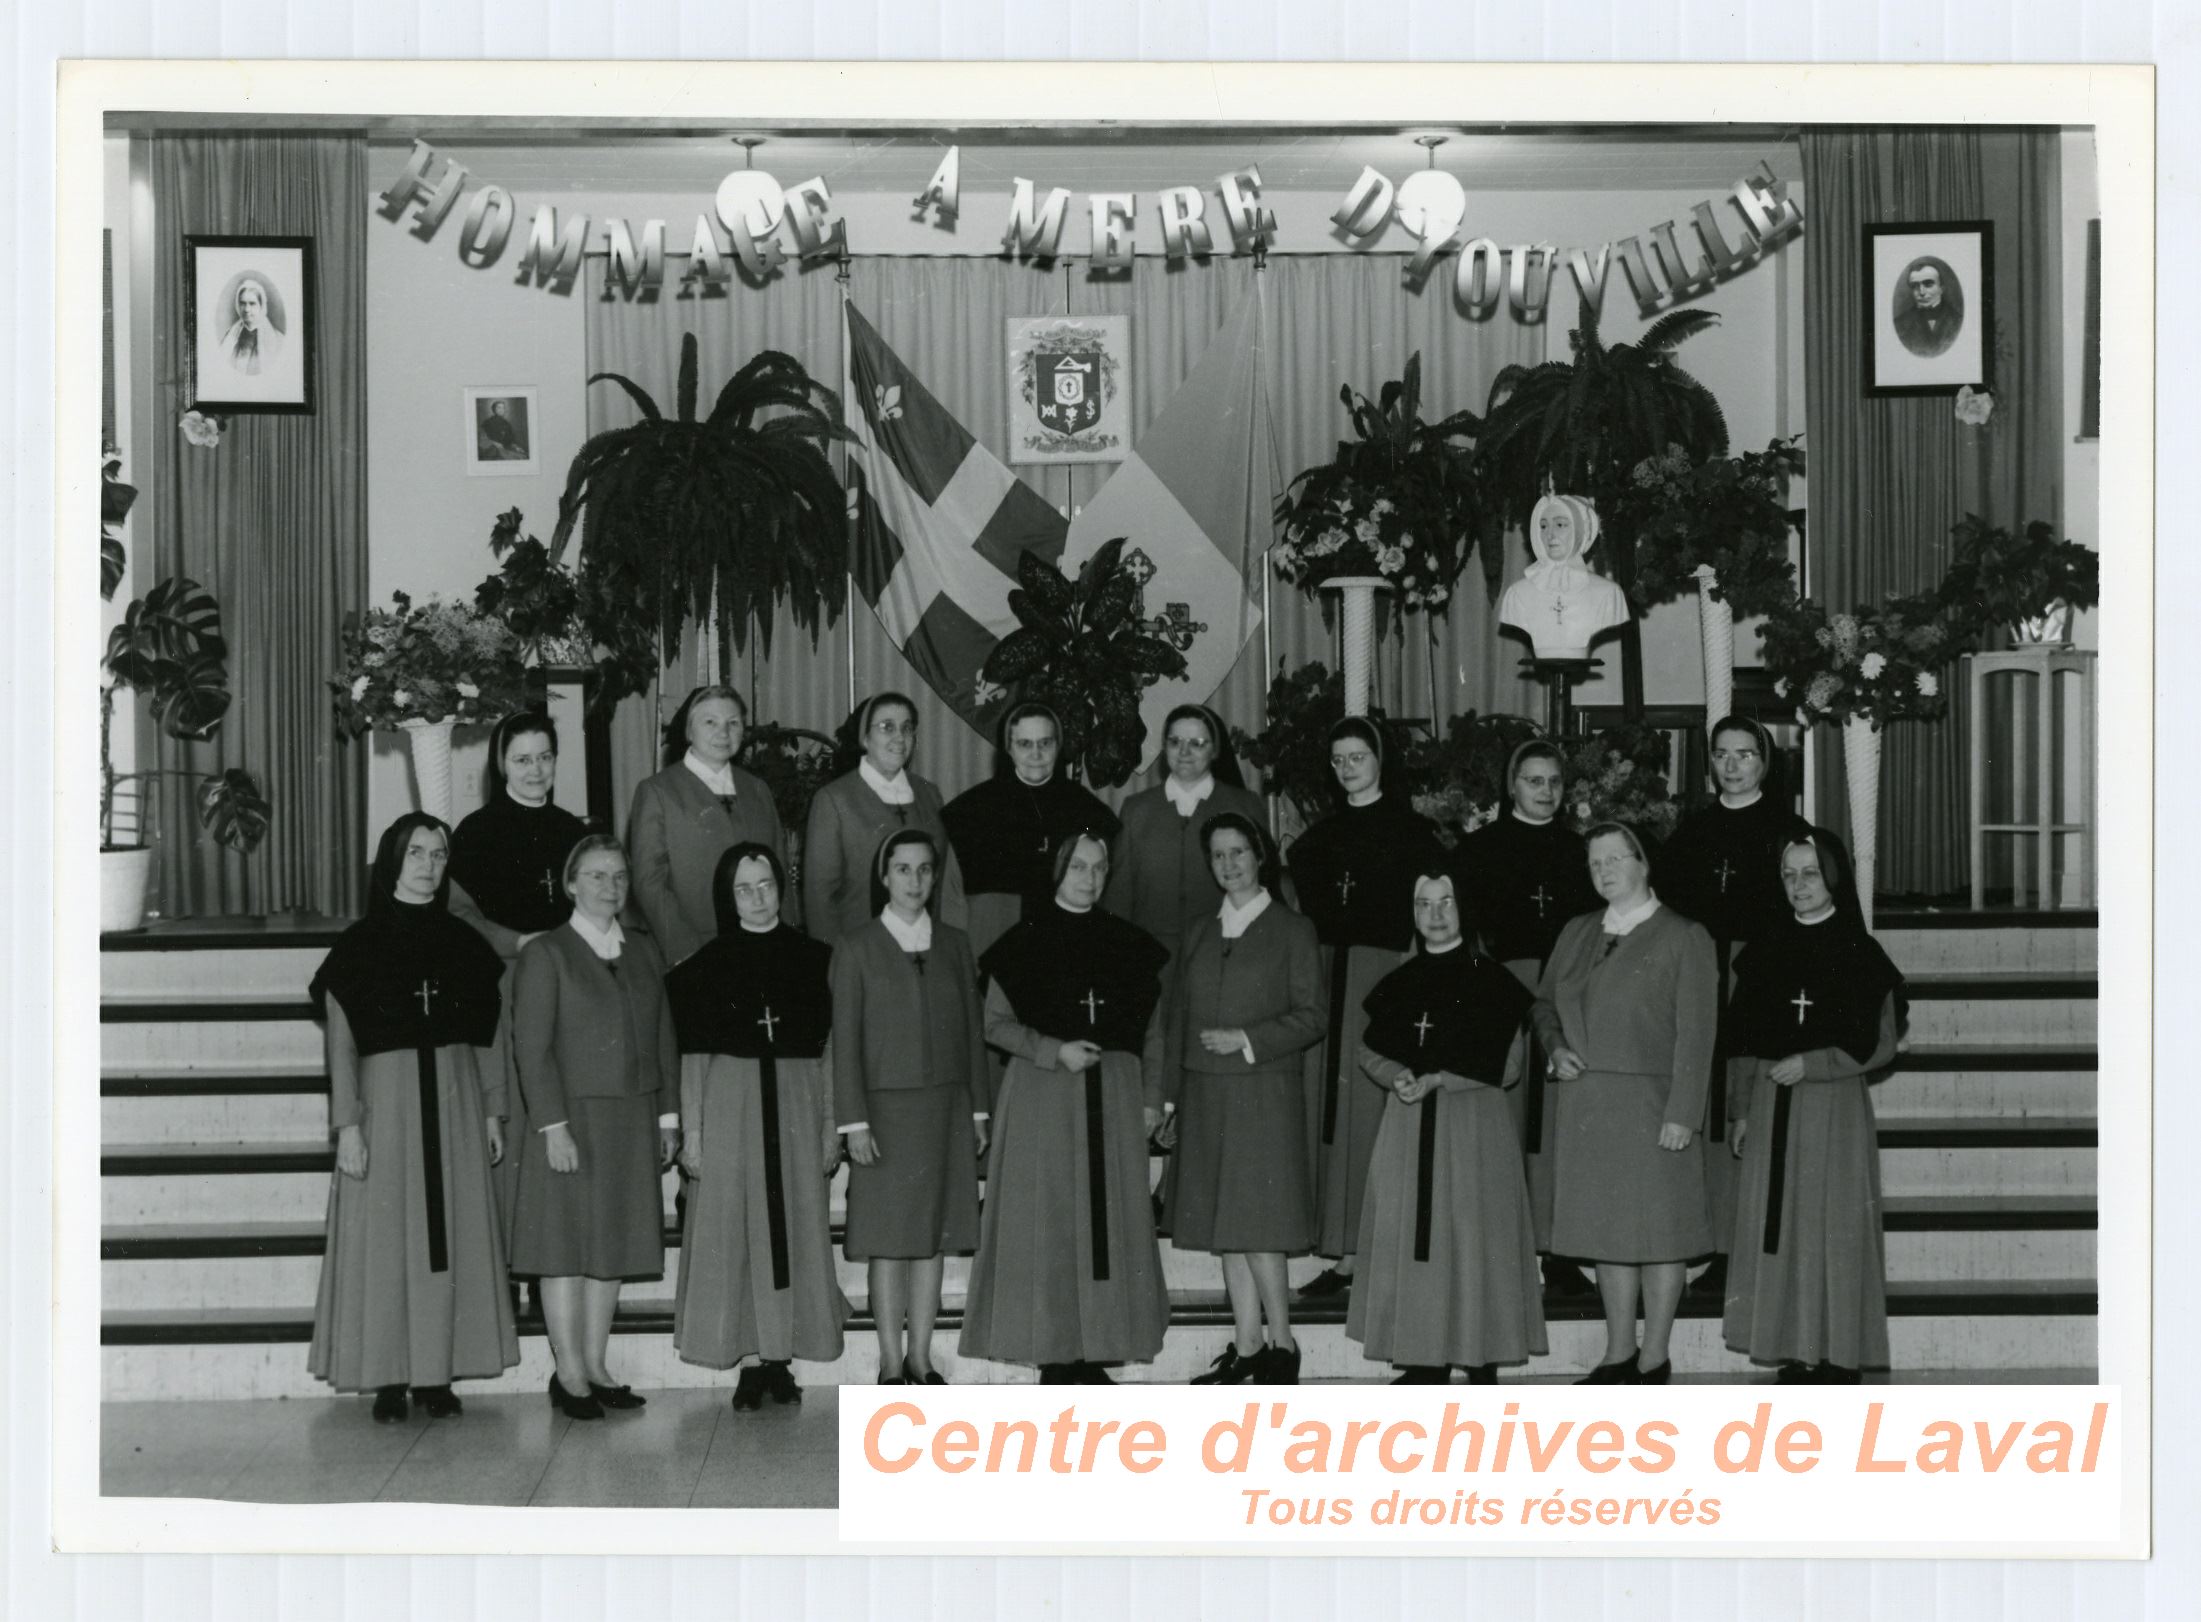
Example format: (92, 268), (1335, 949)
(1253, 245), (1280, 841)
(838, 250), (857, 717)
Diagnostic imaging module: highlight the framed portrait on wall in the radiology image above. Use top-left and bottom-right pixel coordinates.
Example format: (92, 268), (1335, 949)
(1863, 219), (1994, 396)
(462, 385), (539, 475)
(184, 235), (315, 413)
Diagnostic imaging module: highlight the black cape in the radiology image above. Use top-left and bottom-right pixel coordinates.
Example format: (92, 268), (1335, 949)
(1455, 813), (1599, 965)
(1360, 945), (1534, 1085)
(309, 890), (504, 1058)
(980, 902), (1168, 1054)
(1660, 796), (1794, 944)
(449, 792), (592, 934)
(1726, 913), (1907, 1066)
(1289, 796), (1448, 953)
(941, 773), (1120, 901)
(664, 923), (834, 1059)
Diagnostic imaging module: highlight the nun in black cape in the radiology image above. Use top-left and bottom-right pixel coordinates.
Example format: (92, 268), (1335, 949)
(665, 843), (849, 1399)
(1721, 822), (1907, 1381)
(307, 811), (520, 1411)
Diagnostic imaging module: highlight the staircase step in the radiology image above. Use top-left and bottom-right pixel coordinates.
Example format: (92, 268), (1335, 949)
(1899, 977), (2095, 1045)
(1874, 917), (2097, 976)
(1876, 1117), (2095, 1149)
(101, 945), (331, 1000)
(103, 1070), (329, 1096)
(104, 1090), (329, 1144)
(101, 997), (322, 1023)
(103, 1019), (324, 1071)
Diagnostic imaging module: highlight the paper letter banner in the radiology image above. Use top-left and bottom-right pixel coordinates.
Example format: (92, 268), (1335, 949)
(843, 303), (1069, 736)
(1007, 316), (1130, 465)
(1062, 294), (1277, 771)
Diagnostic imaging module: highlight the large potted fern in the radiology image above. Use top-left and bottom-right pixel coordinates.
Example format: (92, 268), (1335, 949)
(1477, 297), (1730, 716)
(99, 449), (270, 932)
(550, 335), (853, 699)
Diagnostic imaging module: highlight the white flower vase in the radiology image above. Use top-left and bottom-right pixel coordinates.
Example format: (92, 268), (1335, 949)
(1695, 563), (1734, 729)
(403, 716), (458, 822)
(1842, 715), (1881, 931)
(1321, 575), (1388, 718)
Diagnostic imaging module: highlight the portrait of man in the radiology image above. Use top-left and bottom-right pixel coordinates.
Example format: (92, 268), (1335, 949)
(475, 396), (529, 461)
(463, 387), (539, 474)
(1893, 255), (1964, 357)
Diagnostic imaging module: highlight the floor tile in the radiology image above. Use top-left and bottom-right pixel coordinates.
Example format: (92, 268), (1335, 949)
(688, 1386), (841, 1509)
(526, 1388), (722, 1508)
(214, 1397), (429, 1502)
(102, 1399), (275, 1498)
(376, 1394), (573, 1504)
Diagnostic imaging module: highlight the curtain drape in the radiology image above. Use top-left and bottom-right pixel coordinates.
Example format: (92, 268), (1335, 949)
(1801, 129), (2062, 898)
(148, 135), (370, 917)
(580, 251), (1543, 823)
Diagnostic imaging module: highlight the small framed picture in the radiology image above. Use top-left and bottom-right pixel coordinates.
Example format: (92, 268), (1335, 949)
(463, 386), (539, 476)
(1863, 220), (1994, 396)
(185, 235), (315, 413)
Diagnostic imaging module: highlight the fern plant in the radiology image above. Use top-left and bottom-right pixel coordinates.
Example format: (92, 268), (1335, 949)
(550, 335), (853, 701)
(980, 538), (1191, 789)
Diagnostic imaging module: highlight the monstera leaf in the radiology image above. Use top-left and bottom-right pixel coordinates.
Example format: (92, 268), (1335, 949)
(983, 538), (1191, 789)
(196, 767), (271, 855)
(104, 577), (233, 741)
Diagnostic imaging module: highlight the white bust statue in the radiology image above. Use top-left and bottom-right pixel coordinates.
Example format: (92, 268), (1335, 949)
(1498, 492), (1631, 661)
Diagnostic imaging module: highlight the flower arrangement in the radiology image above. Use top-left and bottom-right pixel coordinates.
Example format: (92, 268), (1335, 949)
(1620, 436), (1805, 618)
(1272, 353), (1488, 618)
(1759, 591), (1957, 730)
(1560, 722), (1682, 841)
(330, 591), (532, 736)
(1935, 515), (2099, 644)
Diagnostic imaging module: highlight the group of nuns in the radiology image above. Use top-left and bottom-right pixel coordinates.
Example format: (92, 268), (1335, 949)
(306, 690), (1906, 1419)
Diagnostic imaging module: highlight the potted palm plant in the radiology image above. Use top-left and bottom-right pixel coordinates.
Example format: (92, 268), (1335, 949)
(1477, 296), (1731, 716)
(550, 335), (853, 697)
(99, 449), (270, 932)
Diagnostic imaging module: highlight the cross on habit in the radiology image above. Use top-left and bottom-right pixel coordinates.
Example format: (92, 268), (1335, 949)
(757, 1005), (779, 1044)
(540, 869), (558, 902)
(416, 978), (438, 1018)
(1530, 884), (1552, 918)
(1337, 871), (1355, 906)
(1716, 858), (1736, 893)
(1082, 988), (1105, 1026)
(1791, 988), (1814, 1026)
(1413, 1011), (1435, 1047)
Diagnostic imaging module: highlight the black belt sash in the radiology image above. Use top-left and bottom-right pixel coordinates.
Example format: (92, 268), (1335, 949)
(1084, 1069), (1111, 1282)
(1321, 947), (1350, 1145)
(1412, 1092), (1440, 1263)
(758, 1049), (791, 1291)
(1760, 1081), (1794, 1255)
(415, 1046), (449, 1274)
(1707, 939), (1734, 1143)
(1522, 1020), (1548, 1155)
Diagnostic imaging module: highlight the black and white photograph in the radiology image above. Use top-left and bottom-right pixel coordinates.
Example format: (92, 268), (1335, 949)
(185, 234), (315, 413)
(49, 57), (2158, 1573)
(463, 386), (537, 474)
(1865, 220), (1994, 396)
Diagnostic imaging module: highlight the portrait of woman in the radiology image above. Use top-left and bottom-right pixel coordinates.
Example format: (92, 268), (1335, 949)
(306, 813), (518, 1422)
(628, 685), (785, 968)
(960, 829), (1172, 1383)
(218, 274), (284, 376)
(805, 692), (953, 947)
(1348, 870), (1545, 1385)
(1723, 824), (1906, 1384)
(1533, 821), (1718, 1384)
(510, 835), (681, 1420)
(666, 844), (848, 1408)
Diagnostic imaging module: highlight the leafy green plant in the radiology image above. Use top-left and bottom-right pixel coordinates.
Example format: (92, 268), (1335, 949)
(1230, 659), (1433, 828)
(1621, 437), (1805, 618)
(1477, 296), (1731, 713)
(1399, 710), (1546, 845)
(742, 722), (841, 842)
(1936, 516), (2100, 642)
(101, 574), (269, 854)
(474, 508), (585, 661)
(100, 445), (134, 601)
(1273, 352), (1490, 614)
(550, 335), (852, 700)
(980, 538), (1191, 789)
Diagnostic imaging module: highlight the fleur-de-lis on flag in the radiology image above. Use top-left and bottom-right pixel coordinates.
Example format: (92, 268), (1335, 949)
(971, 676), (1005, 708)
(873, 383), (903, 423)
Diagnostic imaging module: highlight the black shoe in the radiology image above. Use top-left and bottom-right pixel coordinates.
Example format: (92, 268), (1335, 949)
(1576, 1356), (1638, 1385)
(762, 1360), (802, 1404)
(1255, 1343), (1301, 1384)
(1544, 1259), (1597, 1298)
(1076, 1362), (1116, 1385)
(412, 1384), (462, 1419)
(1775, 1361), (1813, 1384)
(1190, 1345), (1261, 1385)
(902, 1357), (946, 1386)
(1391, 1366), (1449, 1384)
(731, 1367), (767, 1411)
(1465, 1363), (1499, 1385)
(1635, 1358), (1673, 1385)
(1690, 1257), (1729, 1298)
(590, 1381), (647, 1411)
(1297, 1267), (1352, 1302)
(548, 1374), (604, 1421)
(371, 1384), (409, 1423)
(1814, 1363), (1862, 1385)
(1040, 1363), (1078, 1385)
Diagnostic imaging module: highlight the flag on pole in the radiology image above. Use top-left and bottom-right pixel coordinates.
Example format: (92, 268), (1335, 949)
(1062, 292), (1278, 771)
(843, 300), (1068, 733)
